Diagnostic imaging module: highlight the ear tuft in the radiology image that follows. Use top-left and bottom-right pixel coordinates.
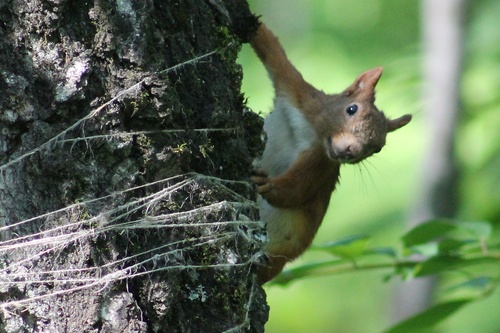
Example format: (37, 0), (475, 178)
(387, 114), (412, 132)
(343, 67), (383, 98)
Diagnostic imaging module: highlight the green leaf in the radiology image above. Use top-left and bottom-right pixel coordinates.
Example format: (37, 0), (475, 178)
(313, 234), (370, 260)
(383, 299), (472, 333)
(415, 256), (497, 277)
(366, 247), (398, 258)
(456, 221), (492, 239)
(402, 220), (456, 248)
(445, 276), (492, 293)
(437, 238), (473, 254)
(406, 242), (439, 257)
(414, 256), (462, 277)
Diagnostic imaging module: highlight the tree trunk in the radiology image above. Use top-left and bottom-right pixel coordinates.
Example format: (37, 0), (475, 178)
(392, 0), (466, 323)
(0, 1), (267, 332)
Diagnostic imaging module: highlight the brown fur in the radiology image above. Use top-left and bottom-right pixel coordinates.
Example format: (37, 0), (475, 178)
(250, 23), (411, 283)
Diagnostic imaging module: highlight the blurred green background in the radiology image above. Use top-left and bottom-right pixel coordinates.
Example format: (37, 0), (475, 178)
(238, 0), (500, 332)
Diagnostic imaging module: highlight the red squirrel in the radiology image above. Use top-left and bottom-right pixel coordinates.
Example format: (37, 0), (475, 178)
(250, 23), (412, 283)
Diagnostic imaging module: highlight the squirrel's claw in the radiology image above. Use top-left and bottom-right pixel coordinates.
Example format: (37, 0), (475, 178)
(251, 169), (273, 194)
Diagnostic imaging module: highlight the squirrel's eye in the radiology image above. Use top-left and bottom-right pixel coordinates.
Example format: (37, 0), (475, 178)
(346, 104), (358, 116)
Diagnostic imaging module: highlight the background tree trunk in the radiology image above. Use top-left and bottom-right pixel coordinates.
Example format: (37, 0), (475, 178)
(392, 0), (466, 322)
(0, 1), (267, 332)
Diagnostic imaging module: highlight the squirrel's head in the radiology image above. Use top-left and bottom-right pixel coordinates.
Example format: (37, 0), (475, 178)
(322, 67), (411, 164)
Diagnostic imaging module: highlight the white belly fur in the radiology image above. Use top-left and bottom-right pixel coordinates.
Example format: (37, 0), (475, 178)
(258, 97), (318, 257)
(260, 97), (317, 176)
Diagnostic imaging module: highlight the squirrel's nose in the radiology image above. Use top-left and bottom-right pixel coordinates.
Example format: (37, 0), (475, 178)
(328, 135), (362, 163)
(335, 145), (354, 160)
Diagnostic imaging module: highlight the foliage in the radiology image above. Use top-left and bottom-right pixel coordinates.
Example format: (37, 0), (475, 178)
(269, 219), (499, 332)
(242, 1), (500, 332)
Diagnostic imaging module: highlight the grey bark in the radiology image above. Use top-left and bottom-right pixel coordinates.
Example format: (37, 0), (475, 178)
(392, 0), (466, 322)
(0, 1), (267, 332)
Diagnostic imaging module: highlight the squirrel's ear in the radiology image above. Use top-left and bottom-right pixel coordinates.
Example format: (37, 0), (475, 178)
(343, 67), (383, 99)
(387, 114), (412, 132)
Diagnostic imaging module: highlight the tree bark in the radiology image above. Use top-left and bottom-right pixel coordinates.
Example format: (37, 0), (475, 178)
(0, 1), (267, 332)
(392, 0), (466, 323)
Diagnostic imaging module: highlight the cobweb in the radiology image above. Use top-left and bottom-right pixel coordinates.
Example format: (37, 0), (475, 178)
(0, 50), (266, 331)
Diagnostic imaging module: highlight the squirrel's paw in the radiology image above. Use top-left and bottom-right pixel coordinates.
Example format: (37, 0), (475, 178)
(251, 169), (274, 194)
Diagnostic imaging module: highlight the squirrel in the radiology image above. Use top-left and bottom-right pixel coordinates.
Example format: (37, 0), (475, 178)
(249, 23), (412, 284)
